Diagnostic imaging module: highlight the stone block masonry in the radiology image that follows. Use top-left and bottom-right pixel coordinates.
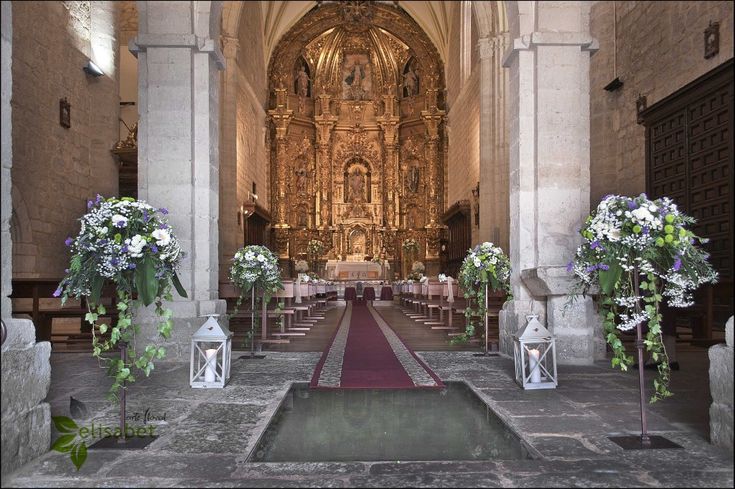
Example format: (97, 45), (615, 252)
(709, 316), (734, 452)
(10, 1), (119, 278)
(589, 1), (734, 205)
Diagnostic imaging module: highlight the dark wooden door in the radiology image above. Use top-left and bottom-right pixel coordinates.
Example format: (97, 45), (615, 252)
(643, 59), (734, 341)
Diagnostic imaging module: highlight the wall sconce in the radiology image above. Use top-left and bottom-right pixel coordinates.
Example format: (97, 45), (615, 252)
(83, 60), (104, 77)
(704, 21), (719, 59)
(636, 94), (647, 124)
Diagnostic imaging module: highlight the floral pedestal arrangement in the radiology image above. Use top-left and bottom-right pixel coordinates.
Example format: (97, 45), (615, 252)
(570, 193), (717, 446)
(54, 195), (188, 458)
(229, 245), (283, 358)
(455, 242), (512, 352)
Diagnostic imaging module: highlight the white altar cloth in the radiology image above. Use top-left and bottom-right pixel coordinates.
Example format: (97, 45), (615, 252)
(326, 261), (383, 280)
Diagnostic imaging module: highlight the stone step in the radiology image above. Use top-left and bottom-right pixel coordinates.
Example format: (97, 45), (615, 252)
(432, 326), (458, 330)
(257, 339), (291, 344)
(272, 332), (307, 337)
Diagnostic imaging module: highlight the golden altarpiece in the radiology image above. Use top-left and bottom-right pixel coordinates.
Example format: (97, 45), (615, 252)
(268, 1), (446, 277)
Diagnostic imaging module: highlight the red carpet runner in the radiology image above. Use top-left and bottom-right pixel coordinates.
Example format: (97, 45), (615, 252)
(310, 302), (444, 389)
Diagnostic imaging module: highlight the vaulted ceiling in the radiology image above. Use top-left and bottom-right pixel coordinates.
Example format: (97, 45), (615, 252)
(260, 1), (455, 63)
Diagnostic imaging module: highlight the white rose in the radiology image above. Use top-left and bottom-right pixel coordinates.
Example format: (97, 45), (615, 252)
(111, 214), (128, 227)
(151, 228), (171, 247)
(257, 254), (265, 262)
(473, 257), (482, 268)
(609, 228), (621, 241)
(99, 226), (109, 235)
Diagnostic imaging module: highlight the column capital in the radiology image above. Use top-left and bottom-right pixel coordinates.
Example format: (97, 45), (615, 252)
(220, 35), (240, 59)
(129, 34), (226, 70)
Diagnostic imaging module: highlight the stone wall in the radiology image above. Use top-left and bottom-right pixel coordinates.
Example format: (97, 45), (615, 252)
(589, 1), (734, 205)
(2, 2), (52, 480)
(445, 5), (481, 246)
(709, 316), (734, 452)
(11, 1), (119, 278)
(218, 1), (269, 281)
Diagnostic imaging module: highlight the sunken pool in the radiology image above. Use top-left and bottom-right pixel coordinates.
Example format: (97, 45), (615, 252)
(249, 382), (532, 462)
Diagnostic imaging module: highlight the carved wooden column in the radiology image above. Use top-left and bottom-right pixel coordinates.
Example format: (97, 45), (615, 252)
(421, 79), (446, 271)
(378, 87), (400, 230)
(268, 86), (293, 258)
(314, 92), (337, 229)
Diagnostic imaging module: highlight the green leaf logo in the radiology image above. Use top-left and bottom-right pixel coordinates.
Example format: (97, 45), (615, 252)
(70, 441), (88, 471)
(52, 416), (78, 434)
(51, 416), (88, 470)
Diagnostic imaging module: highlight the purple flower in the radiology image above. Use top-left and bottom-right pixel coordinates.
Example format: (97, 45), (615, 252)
(128, 263), (137, 270)
(158, 223), (168, 230)
(627, 200), (637, 210)
(585, 265), (598, 273)
(642, 226), (650, 235)
(99, 239), (108, 246)
(673, 258), (682, 271)
(598, 263), (610, 271)
(121, 245), (129, 253)
(52, 287), (62, 298)
(87, 200), (94, 209)
(95, 194), (103, 204)
(111, 258), (119, 266)
(64, 269), (69, 273)
(151, 245), (159, 254)
(64, 237), (73, 247)
(159, 207), (169, 215)
(566, 261), (574, 272)
(143, 209), (150, 222)
(115, 220), (126, 228)
(590, 240), (601, 250)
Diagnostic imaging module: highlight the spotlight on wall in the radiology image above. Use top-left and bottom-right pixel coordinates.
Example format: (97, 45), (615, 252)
(83, 60), (104, 77)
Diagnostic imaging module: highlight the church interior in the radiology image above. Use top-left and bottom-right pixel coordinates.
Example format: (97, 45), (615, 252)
(1, 1), (733, 487)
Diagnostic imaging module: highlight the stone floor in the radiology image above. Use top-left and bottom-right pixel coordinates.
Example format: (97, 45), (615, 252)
(3, 306), (733, 487)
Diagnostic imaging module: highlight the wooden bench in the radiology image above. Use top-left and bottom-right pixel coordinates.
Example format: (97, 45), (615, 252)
(11, 278), (118, 349)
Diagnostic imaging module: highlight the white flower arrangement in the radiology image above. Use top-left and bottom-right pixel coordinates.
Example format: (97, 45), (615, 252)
(230, 245), (283, 300)
(307, 239), (324, 256)
(454, 242), (512, 344)
(438, 273), (449, 283)
(294, 259), (309, 273)
(55, 195), (187, 398)
(570, 193), (717, 402)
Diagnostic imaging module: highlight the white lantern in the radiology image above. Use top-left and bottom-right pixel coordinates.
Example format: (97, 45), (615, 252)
(513, 314), (558, 390)
(190, 314), (233, 388)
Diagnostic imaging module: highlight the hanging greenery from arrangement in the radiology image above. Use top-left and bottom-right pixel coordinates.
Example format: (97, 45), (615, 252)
(55, 196), (188, 399)
(454, 242), (512, 344)
(570, 194), (717, 402)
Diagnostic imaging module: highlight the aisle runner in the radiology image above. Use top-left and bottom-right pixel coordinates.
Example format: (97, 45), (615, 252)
(310, 302), (444, 389)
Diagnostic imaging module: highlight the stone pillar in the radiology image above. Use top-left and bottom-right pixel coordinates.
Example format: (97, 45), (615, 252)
(479, 33), (511, 251)
(131, 1), (227, 360)
(499, 3), (603, 364)
(218, 35), (240, 281)
(709, 316), (733, 452)
(1, 3), (52, 480)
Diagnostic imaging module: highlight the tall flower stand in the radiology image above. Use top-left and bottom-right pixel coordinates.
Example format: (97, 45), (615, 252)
(239, 287), (266, 360)
(608, 267), (682, 450)
(473, 283), (499, 357)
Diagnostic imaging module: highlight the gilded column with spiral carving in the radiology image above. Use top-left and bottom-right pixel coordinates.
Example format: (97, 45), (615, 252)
(378, 87), (400, 230)
(268, 86), (293, 258)
(315, 92), (337, 229)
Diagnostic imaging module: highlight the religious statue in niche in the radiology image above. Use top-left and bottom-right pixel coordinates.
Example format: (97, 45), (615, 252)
(402, 60), (419, 98)
(295, 166), (308, 193)
(406, 162), (420, 193)
(342, 53), (372, 101)
(294, 58), (311, 114)
(406, 206), (423, 229)
(347, 167), (366, 203)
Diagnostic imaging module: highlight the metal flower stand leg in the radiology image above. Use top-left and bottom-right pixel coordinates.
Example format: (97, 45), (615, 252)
(240, 287), (265, 360)
(474, 283), (499, 357)
(608, 267), (682, 450)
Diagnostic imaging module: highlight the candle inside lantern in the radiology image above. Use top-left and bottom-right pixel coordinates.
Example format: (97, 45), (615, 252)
(204, 349), (217, 382)
(528, 348), (542, 383)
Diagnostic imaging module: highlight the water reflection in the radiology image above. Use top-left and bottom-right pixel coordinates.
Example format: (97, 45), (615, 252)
(250, 382), (530, 462)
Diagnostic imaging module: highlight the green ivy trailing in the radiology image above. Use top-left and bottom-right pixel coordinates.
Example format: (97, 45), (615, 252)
(570, 194), (717, 402)
(55, 196), (188, 400)
(452, 242), (512, 344)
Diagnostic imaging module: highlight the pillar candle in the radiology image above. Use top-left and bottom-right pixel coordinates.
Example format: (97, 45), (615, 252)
(528, 348), (542, 383)
(205, 349), (217, 382)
